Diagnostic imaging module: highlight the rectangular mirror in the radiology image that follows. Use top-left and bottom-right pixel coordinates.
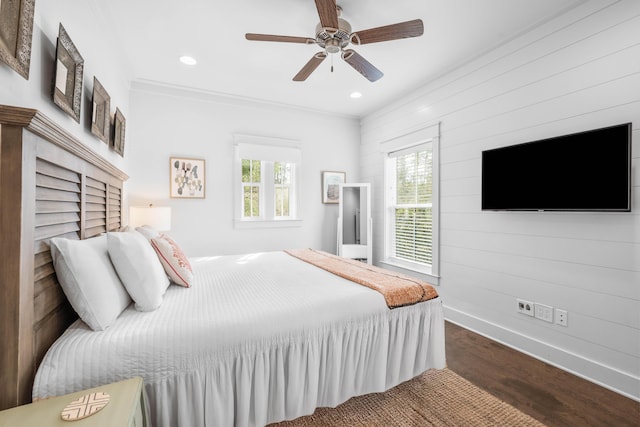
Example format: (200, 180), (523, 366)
(338, 183), (372, 264)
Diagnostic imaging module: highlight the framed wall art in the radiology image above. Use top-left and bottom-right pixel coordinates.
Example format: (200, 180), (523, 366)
(91, 77), (110, 144)
(53, 23), (84, 122)
(0, 0), (35, 79)
(322, 171), (345, 204)
(113, 108), (126, 156)
(170, 157), (205, 199)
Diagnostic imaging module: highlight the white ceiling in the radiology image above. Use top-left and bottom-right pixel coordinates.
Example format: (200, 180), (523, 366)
(99, 0), (583, 118)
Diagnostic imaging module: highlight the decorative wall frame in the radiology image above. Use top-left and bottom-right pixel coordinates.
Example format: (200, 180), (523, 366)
(90, 77), (110, 144)
(322, 171), (346, 204)
(53, 24), (84, 122)
(113, 108), (126, 156)
(0, 0), (35, 79)
(170, 157), (206, 198)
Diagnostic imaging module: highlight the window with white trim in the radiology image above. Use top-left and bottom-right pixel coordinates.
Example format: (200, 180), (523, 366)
(384, 136), (439, 277)
(235, 135), (301, 227)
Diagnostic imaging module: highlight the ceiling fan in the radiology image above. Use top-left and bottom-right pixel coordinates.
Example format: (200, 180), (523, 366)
(245, 0), (424, 82)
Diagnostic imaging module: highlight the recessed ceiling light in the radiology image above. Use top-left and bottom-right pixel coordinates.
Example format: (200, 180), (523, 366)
(179, 55), (197, 66)
(350, 92), (362, 99)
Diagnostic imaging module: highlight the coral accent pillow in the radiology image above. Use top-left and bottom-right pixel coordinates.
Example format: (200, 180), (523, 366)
(150, 234), (193, 287)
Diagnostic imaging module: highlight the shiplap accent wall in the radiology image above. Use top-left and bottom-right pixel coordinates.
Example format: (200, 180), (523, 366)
(361, 0), (639, 399)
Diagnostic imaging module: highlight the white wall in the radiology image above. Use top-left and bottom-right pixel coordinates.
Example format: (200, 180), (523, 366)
(126, 82), (360, 256)
(361, 0), (639, 399)
(4, 0), (637, 401)
(0, 1), (132, 170)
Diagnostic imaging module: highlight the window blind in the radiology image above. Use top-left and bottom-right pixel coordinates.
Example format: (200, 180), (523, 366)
(391, 145), (433, 266)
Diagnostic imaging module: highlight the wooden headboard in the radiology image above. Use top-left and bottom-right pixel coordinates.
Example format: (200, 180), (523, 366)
(0, 105), (128, 410)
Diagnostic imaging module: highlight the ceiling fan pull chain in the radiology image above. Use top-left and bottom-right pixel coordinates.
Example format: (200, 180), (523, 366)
(331, 54), (334, 73)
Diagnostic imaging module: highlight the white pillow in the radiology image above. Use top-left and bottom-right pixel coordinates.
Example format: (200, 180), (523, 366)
(135, 225), (160, 241)
(107, 231), (170, 311)
(50, 235), (131, 331)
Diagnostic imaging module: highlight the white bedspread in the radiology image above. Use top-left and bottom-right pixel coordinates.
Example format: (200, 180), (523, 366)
(33, 251), (445, 427)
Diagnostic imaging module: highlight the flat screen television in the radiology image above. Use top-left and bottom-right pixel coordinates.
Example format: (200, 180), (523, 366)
(481, 123), (632, 212)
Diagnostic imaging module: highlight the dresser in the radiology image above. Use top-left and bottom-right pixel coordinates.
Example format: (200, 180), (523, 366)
(0, 377), (148, 427)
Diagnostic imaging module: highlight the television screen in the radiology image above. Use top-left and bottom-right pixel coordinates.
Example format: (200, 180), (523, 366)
(481, 123), (632, 211)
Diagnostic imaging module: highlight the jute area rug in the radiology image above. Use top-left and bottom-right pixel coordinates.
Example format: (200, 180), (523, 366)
(270, 368), (546, 426)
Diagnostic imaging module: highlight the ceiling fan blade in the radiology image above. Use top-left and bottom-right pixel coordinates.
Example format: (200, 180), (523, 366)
(314, 0), (339, 29)
(293, 52), (328, 81)
(245, 33), (316, 44)
(351, 19), (424, 45)
(342, 49), (383, 82)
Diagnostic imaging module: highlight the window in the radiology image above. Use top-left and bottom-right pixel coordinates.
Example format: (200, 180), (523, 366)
(274, 161), (292, 217)
(234, 135), (301, 227)
(392, 147), (433, 264)
(384, 130), (439, 278)
(242, 159), (261, 218)
(240, 159), (295, 219)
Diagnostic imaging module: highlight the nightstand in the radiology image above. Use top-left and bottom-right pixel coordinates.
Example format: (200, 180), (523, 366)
(0, 377), (149, 427)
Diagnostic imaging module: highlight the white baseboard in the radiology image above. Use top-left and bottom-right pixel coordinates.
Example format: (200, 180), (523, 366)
(443, 305), (640, 402)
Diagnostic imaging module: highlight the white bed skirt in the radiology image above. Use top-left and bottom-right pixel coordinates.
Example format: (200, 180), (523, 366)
(34, 252), (445, 427)
(148, 300), (445, 426)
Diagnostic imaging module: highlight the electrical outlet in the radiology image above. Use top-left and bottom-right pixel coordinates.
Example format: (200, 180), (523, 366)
(534, 303), (554, 323)
(555, 309), (568, 327)
(517, 299), (534, 317)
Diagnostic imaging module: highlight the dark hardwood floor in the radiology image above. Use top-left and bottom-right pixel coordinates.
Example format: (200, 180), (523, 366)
(445, 321), (640, 427)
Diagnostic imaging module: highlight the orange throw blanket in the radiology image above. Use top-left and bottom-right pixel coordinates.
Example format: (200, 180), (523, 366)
(285, 249), (438, 309)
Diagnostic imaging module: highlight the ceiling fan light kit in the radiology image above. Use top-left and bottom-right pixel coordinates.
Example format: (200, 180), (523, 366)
(245, 0), (424, 82)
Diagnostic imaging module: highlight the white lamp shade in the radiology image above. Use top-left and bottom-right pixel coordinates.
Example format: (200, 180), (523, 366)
(129, 206), (171, 231)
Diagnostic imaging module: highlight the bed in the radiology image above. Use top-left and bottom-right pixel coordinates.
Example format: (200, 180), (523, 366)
(0, 105), (445, 426)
